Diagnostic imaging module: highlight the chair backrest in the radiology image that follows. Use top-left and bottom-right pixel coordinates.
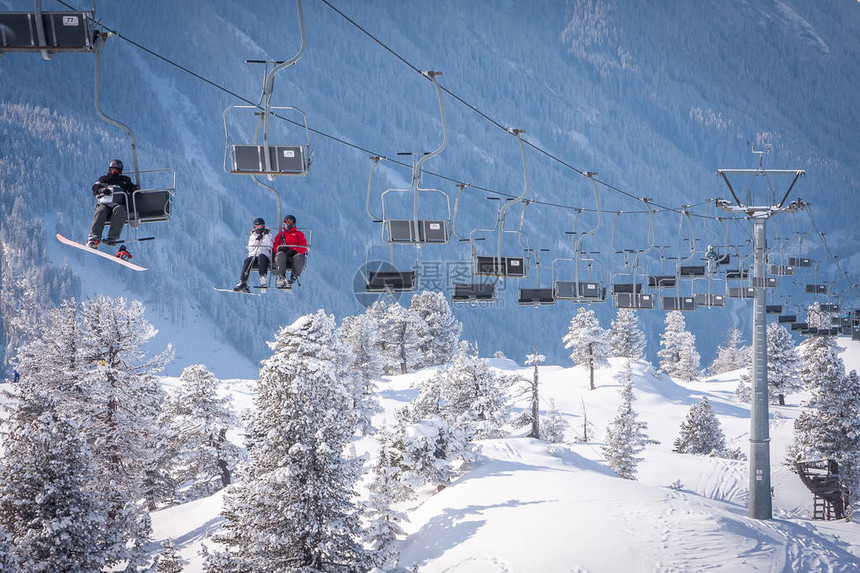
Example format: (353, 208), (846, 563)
(0, 11), (94, 52)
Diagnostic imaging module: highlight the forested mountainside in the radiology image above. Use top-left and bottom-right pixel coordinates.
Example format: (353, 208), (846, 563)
(1, 0), (857, 376)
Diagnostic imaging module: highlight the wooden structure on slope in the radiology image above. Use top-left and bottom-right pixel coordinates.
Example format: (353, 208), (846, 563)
(794, 459), (847, 520)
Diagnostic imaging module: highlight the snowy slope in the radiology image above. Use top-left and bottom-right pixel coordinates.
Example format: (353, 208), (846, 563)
(148, 340), (860, 572)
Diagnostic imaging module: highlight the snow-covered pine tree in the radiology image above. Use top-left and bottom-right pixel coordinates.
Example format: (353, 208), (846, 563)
(516, 348), (545, 439)
(338, 313), (383, 436)
(542, 399), (569, 444)
(382, 302), (422, 375)
(609, 308), (647, 360)
(364, 426), (411, 570)
(789, 326), (860, 503)
(411, 341), (509, 440)
(154, 538), (187, 573)
(390, 412), (475, 490)
(12, 295), (172, 568)
(409, 291), (463, 368)
(0, 397), (107, 572)
(766, 323), (801, 406)
(673, 396), (726, 455)
(160, 364), (241, 502)
(602, 361), (653, 479)
(563, 307), (611, 390)
(364, 300), (389, 361)
(0, 526), (18, 573)
(658, 310), (700, 381)
(708, 326), (748, 375)
(208, 310), (367, 572)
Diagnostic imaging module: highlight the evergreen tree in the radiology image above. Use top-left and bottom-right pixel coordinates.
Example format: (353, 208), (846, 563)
(411, 342), (509, 440)
(160, 364), (241, 502)
(338, 314), (383, 436)
(658, 311), (700, 381)
(0, 526), (19, 573)
(542, 399), (569, 444)
(12, 296), (172, 568)
(409, 291), (463, 367)
(602, 362), (653, 479)
(708, 326), (748, 375)
(563, 307), (611, 390)
(790, 328), (860, 501)
(382, 302), (422, 375)
(363, 427), (411, 570)
(208, 311), (367, 572)
(609, 308), (647, 360)
(516, 348), (545, 439)
(390, 412), (475, 489)
(154, 538), (187, 573)
(766, 323), (802, 406)
(0, 398), (107, 572)
(673, 396), (726, 455)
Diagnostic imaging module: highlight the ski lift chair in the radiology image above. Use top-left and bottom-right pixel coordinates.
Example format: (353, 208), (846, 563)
(451, 281), (495, 304)
(224, 105), (312, 177)
(0, 2), (96, 58)
(518, 249), (556, 307)
(363, 244), (416, 293)
(380, 183), (451, 244)
(103, 168), (175, 242)
(552, 255), (606, 303)
(692, 276), (727, 308)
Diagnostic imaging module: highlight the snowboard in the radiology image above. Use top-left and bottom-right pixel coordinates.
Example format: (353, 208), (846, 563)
(56, 233), (147, 271)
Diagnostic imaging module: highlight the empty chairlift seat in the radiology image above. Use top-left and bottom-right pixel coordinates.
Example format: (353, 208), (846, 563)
(662, 296), (697, 311)
(728, 286), (756, 299)
(614, 292), (656, 309)
(452, 282), (494, 303)
(805, 284), (829, 295)
(554, 280), (606, 302)
(770, 264), (795, 276)
(474, 256), (525, 277)
(680, 265), (705, 277)
(649, 275), (676, 288)
(766, 304), (783, 314)
(695, 293), (726, 307)
(778, 315), (797, 323)
(725, 269), (749, 280)
(365, 270), (415, 292)
(789, 257), (813, 268)
(518, 288), (556, 306)
(129, 189), (172, 226)
(228, 144), (310, 176)
(384, 219), (448, 243)
(0, 10), (95, 53)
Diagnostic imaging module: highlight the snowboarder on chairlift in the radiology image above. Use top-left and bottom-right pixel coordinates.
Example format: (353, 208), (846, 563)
(88, 159), (138, 253)
(272, 214), (307, 288)
(233, 217), (274, 293)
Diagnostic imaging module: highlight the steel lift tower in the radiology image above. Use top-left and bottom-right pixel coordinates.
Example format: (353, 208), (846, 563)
(716, 148), (805, 520)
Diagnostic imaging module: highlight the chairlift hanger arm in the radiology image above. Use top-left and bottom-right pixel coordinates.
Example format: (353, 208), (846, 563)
(94, 32), (140, 188)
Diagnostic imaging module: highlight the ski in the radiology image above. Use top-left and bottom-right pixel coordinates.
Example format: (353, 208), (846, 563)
(56, 233), (147, 271)
(213, 287), (261, 297)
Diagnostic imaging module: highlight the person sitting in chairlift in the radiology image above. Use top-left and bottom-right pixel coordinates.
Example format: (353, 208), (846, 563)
(705, 244), (720, 274)
(233, 217), (274, 293)
(272, 214), (307, 289)
(88, 159), (138, 253)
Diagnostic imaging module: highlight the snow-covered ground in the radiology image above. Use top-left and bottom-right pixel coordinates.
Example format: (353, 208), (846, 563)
(150, 340), (860, 572)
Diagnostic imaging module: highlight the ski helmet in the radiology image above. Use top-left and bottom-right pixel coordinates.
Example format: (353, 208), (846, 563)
(253, 217), (265, 227)
(284, 214), (296, 227)
(109, 159), (123, 172)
